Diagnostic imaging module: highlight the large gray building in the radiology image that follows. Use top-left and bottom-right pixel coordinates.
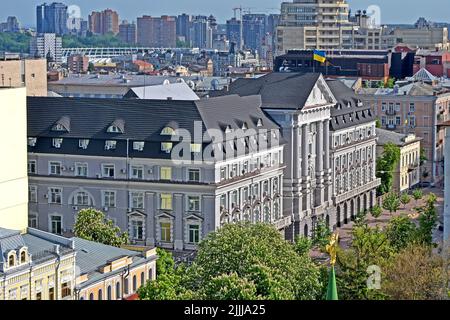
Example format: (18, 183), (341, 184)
(214, 73), (380, 238)
(26, 95), (286, 251)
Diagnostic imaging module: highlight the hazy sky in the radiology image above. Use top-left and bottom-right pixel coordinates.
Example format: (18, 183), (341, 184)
(1, 0), (450, 27)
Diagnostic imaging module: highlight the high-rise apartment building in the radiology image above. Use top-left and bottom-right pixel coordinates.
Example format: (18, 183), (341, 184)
(30, 33), (63, 64)
(137, 16), (176, 47)
(88, 9), (119, 35)
(0, 16), (20, 32)
(226, 18), (242, 50)
(176, 14), (192, 44)
(36, 2), (68, 35)
(190, 15), (214, 49)
(242, 14), (267, 53)
(119, 21), (137, 45)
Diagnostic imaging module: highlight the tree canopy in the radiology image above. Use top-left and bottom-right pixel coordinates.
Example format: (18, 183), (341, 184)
(73, 208), (128, 247)
(376, 143), (401, 195)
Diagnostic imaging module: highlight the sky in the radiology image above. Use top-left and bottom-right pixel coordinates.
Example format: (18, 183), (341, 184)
(1, 0), (450, 27)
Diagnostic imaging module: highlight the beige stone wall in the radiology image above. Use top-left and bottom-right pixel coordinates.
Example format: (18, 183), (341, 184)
(78, 260), (156, 300)
(0, 87), (28, 232)
(0, 59), (47, 96)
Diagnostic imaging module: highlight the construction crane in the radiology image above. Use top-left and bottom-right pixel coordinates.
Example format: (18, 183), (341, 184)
(231, 6), (254, 50)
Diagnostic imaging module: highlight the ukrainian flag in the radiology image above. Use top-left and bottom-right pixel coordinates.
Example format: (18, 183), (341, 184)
(313, 49), (326, 63)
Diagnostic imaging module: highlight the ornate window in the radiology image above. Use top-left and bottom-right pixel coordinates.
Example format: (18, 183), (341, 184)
(161, 127), (175, 135)
(264, 206), (271, 223)
(8, 252), (15, 267)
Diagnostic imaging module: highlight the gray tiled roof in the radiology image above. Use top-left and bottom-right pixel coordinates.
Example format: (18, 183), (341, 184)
(0, 228), (25, 265)
(376, 128), (422, 146)
(212, 72), (322, 109)
(326, 79), (376, 131)
(27, 95), (281, 159)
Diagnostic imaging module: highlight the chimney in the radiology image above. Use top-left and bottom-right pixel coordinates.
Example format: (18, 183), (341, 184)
(54, 244), (60, 255)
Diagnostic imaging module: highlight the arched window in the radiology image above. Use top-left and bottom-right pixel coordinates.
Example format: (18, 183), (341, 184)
(264, 206), (271, 223)
(273, 202), (280, 221)
(20, 251), (27, 263)
(98, 289), (103, 300)
(243, 208), (251, 222)
(132, 275), (137, 292)
(124, 278), (129, 295)
(107, 285), (112, 300)
(140, 272), (145, 286)
(253, 207), (260, 223)
(149, 269), (153, 281)
(161, 127), (175, 136)
(304, 224), (309, 237)
(89, 293), (94, 300)
(116, 282), (121, 300)
(74, 191), (90, 206)
(8, 253), (15, 267)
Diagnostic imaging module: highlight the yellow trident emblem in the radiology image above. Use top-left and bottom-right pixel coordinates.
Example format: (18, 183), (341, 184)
(325, 233), (339, 266)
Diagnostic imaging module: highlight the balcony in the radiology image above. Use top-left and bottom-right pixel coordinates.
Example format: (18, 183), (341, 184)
(273, 216), (292, 230)
(385, 109), (397, 116)
(386, 124), (397, 130)
(334, 178), (381, 204)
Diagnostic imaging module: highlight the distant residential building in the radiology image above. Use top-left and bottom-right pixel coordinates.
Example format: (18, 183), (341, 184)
(123, 82), (199, 100)
(119, 21), (137, 45)
(36, 2), (68, 35)
(0, 56), (47, 96)
(190, 15), (213, 49)
(27, 95), (286, 250)
(130, 60), (154, 73)
(176, 14), (192, 44)
(360, 79), (450, 184)
(376, 129), (422, 192)
(0, 16), (20, 32)
(67, 54), (89, 73)
(67, 17), (87, 36)
(89, 9), (119, 35)
(242, 14), (267, 53)
(413, 50), (450, 78)
(30, 33), (63, 65)
(226, 18), (242, 50)
(137, 15), (176, 48)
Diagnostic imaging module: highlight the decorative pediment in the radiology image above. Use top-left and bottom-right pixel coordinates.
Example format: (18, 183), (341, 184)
(184, 213), (203, 222)
(156, 211), (175, 219)
(128, 210), (147, 218)
(305, 76), (337, 107)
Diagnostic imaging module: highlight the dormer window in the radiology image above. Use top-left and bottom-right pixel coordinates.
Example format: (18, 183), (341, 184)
(79, 139), (90, 149)
(52, 116), (70, 132)
(133, 141), (145, 151)
(161, 127), (175, 136)
(28, 137), (37, 147)
(20, 249), (27, 264)
(52, 138), (63, 148)
(107, 119), (125, 134)
(161, 142), (173, 153)
(225, 126), (232, 134)
(8, 253), (15, 267)
(256, 119), (263, 127)
(242, 122), (248, 130)
(105, 140), (117, 150)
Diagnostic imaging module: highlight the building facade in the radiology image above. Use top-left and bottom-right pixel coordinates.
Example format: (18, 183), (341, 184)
(67, 54), (89, 74)
(137, 16), (177, 48)
(361, 82), (450, 184)
(0, 58), (47, 96)
(26, 95), (286, 251)
(326, 80), (380, 226)
(119, 21), (137, 45)
(30, 33), (63, 65)
(376, 129), (421, 192)
(36, 2), (68, 35)
(88, 9), (119, 35)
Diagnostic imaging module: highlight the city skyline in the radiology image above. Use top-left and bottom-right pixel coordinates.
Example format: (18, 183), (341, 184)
(1, 0), (450, 28)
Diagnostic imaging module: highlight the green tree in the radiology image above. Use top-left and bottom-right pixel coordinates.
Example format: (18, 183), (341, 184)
(420, 148), (428, 166)
(185, 223), (322, 300)
(382, 192), (401, 214)
(382, 244), (448, 300)
(412, 189), (423, 204)
(376, 143), (401, 194)
(370, 205), (383, 219)
(375, 118), (381, 128)
(294, 236), (312, 256)
(415, 193), (438, 246)
(385, 78), (396, 88)
(74, 208), (128, 247)
(312, 218), (332, 250)
(385, 215), (418, 252)
(0, 32), (32, 52)
(336, 224), (392, 300)
(400, 193), (411, 208)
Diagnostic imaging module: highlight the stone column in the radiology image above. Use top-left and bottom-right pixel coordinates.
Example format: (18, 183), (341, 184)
(146, 192), (156, 246)
(314, 121), (325, 207)
(323, 119), (332, 203)
(301, 124), (311, 213)
(173, 193), (184, 251)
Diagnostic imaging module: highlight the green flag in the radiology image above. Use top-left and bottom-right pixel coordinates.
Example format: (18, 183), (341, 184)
(326, 266), (338, 300)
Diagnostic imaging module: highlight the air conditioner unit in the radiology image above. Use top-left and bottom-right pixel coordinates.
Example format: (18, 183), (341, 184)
(72, 206), (78, 210)
(61, 166), (67, 171)
(44, 194), (49, 199)
(96, 174), (101, 178)
(164, 149), (171, 154)
(121, 169), (127, 174)
(148, 169), (153, 174)
(127, 208), (132, 213)
(103, 206), (109, 212)
(69, 167), (75, 171)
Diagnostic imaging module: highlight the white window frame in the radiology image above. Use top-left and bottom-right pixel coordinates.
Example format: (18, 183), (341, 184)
(133, 141), (145, 151)
(79, 139), (90, 149)
(102, 164), (115, 178)
(48, 187), (62, 204)
(187, 223), (201, 244)
(49, 215), (63, 235)
(161, 142), (173, 153)
(28, 160), (37, 174)
(74, 191), (90, 206)
(75, 162), (88, 177)
(187, 195), (201, 212)
(102, 190), (116, 208)
(131, 165), (144, 180)
(130, 219), (145, 241)
(159, 220), (172, 242)
(52, 138), (63, 148)
(105, 140), (117, 150)
(29, 185), (37, 203)
(160, 167), (172, 180)
(130, 192), (145, 209)
(160, 193), (173, 210)
(49, 161), (62, 175)
(188, 168), (200, 182)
